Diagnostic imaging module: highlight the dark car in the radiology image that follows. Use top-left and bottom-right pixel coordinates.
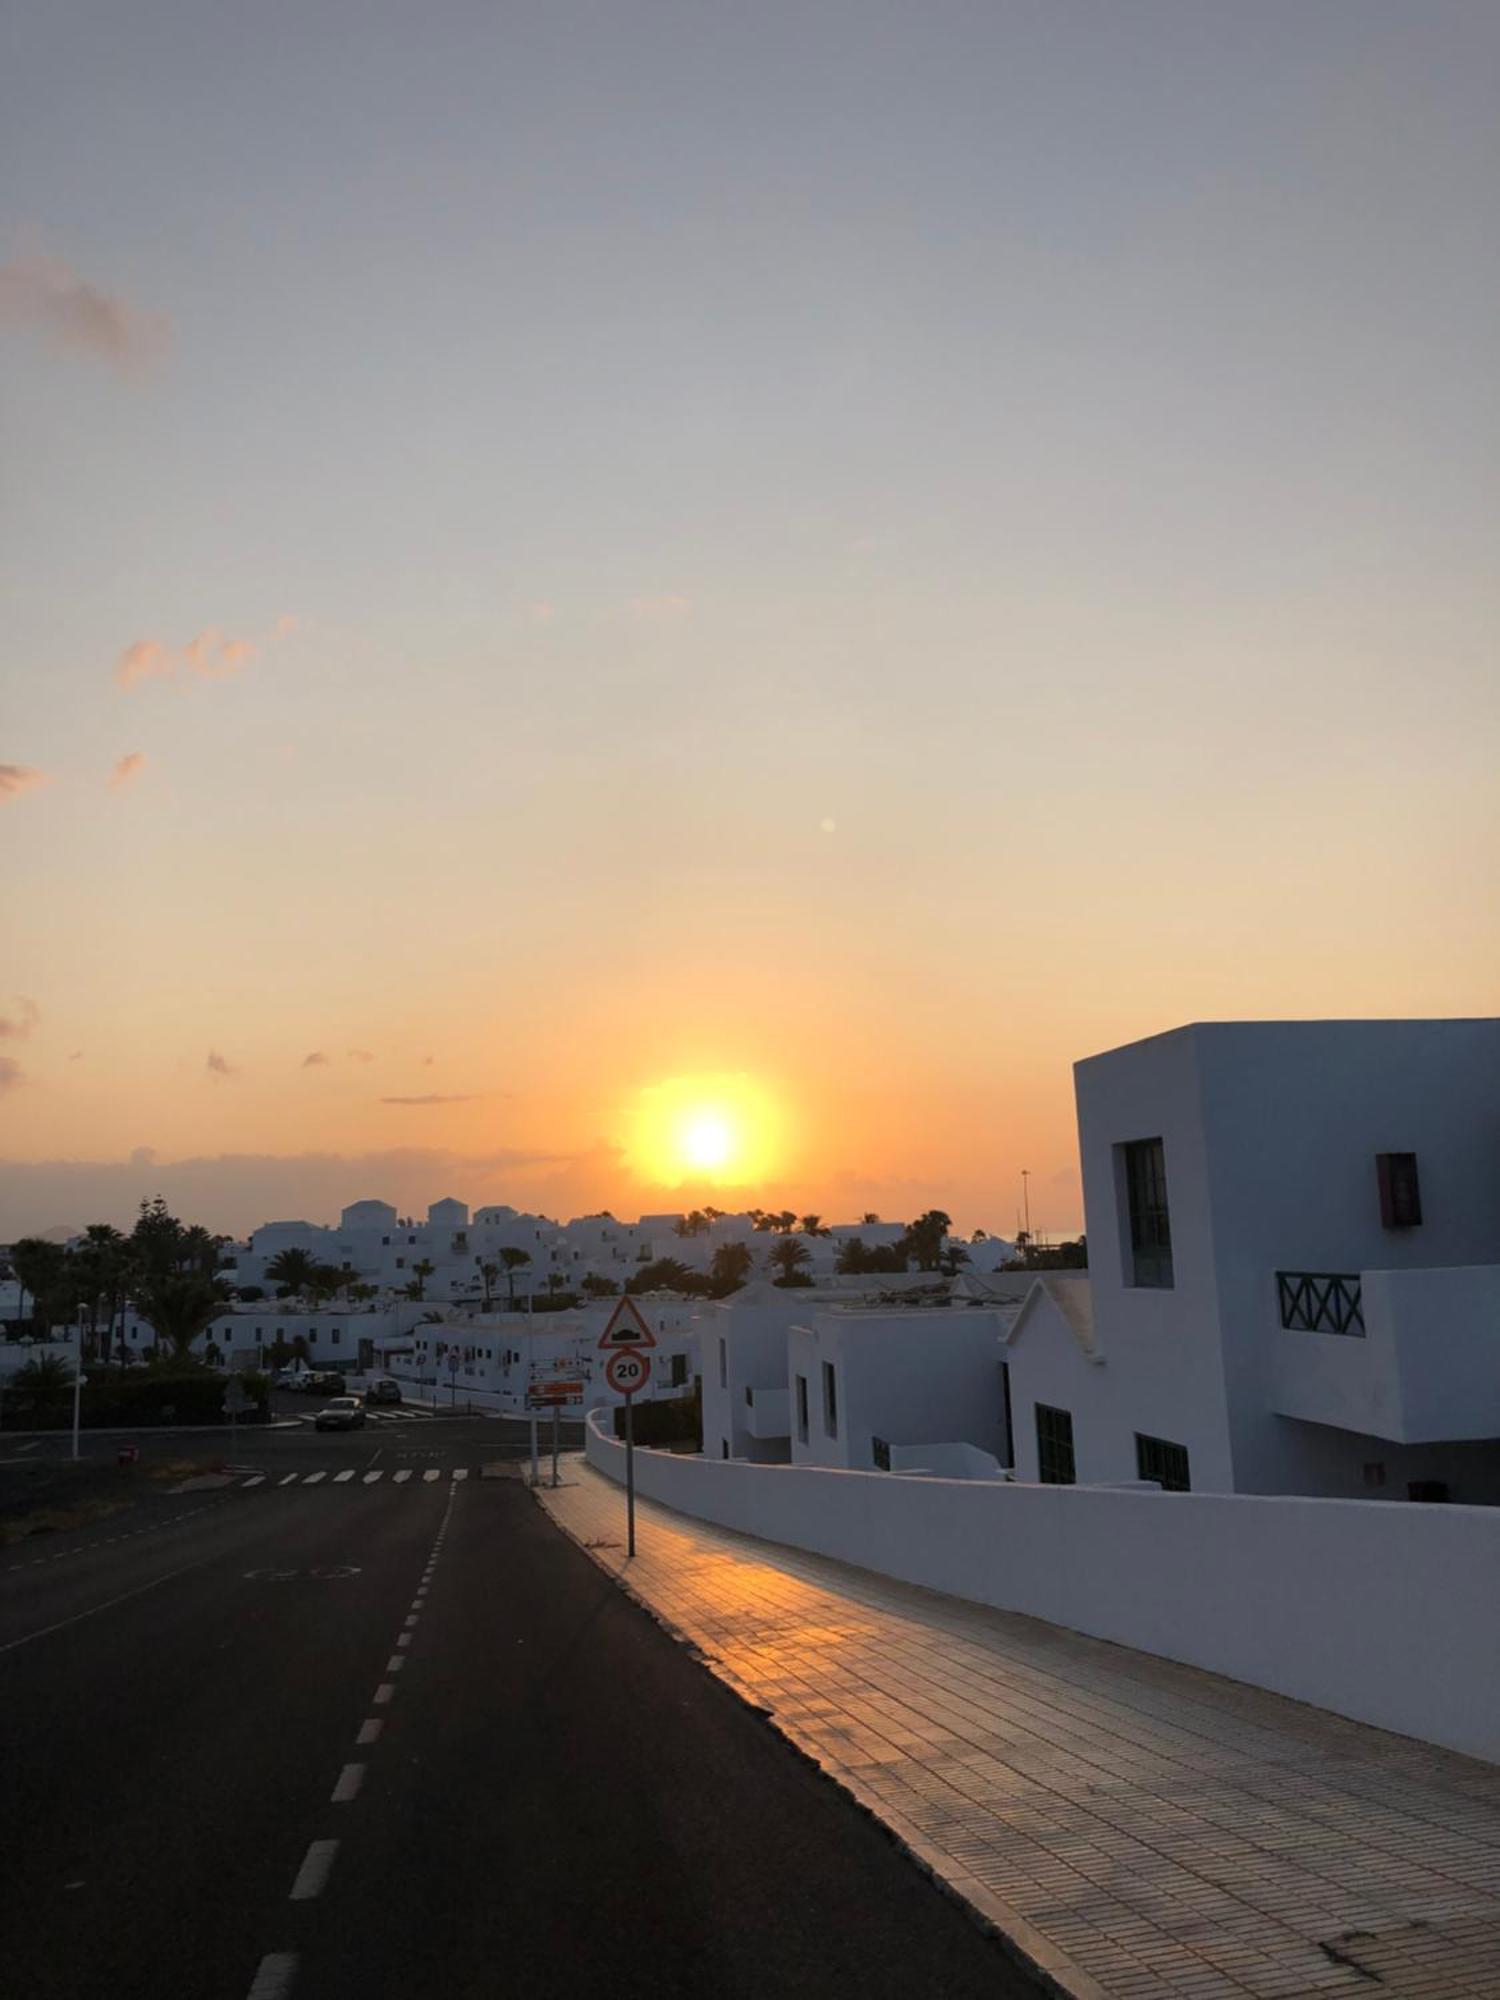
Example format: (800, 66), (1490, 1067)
(363, 1378), (402, 1407)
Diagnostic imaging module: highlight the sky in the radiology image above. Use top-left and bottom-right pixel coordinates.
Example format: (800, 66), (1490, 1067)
(2, 1), (1497, 1240)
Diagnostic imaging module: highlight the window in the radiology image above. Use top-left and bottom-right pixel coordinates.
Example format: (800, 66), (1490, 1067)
(396, 1258), (405, 1270)
(721, 1439), (729, 1460)
(331, 1330), (340, 1346)
(718, 1338), (727, 1390)
(1135, 1432), (1190, 1492)
(999, 1360), (1014, 1469)
(1376, 1152), (1422, 1229)
(1123, 1137), (1173, 1287)
(1035, 1404), (1075, 1484)
(796, 1374), (809, 1443)
(670, 1354), (687, 1389)
(822, 1361), (838, 1439)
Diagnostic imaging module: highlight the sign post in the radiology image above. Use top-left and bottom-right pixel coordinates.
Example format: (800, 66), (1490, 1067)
(529, 1408), (539, 1487)
(551, 1402), (561, 1488)
(447, 1350), (460, 1408)
(604, 1345), (651, 1557)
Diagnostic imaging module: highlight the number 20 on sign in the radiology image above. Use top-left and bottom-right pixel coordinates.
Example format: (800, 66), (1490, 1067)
(605, 1348), (650, 1396)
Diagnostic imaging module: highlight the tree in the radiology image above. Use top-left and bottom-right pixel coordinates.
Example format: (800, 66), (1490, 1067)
(674, 1210), (711, 1238)
(265, 1247), (318, 1298)
(305, 1263), (348, 1306)
(626, 1258), (710, 1298)
(478, 1260), (500, 1310)
(898, 1210), (952, 1272)
(10, 1352), (75, 1398)
(580, 1274), (620, 1298)
(861, 1212), (881, 1226)
(77, 1223), (127, 1360)
(798, 1215), (828, 1237)
(10, 1237), (67, 1334)
(499, 1247), (531, 1307)
(836, 1236), (905, 1275)
(708, 1241), (754, 1296)
(773, 1210), (798, 1234)
(769, 1239), (812, 1286)
(409, 1258), (436, 1301)
(128, 1198), (232, 1360)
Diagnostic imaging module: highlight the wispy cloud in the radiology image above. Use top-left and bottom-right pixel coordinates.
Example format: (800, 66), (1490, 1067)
(380, 1093), (475, 1106)
(109, 751), (146, 791)
(0, 249), (169, 373)
(0, 764), (49, 803)
(301, 1050), (330, 1067)
(0, 998), (40, 1040)
(116, 628), (260, 692)
(206, 1050), (238, 1078)
(0, 1057), (22, 1093)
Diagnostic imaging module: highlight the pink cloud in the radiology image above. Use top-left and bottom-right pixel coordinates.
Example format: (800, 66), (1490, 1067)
(0, 763), (50, 802)
(301, 1050), (330, 1067)
(206, 1050), (238, 1079)
(0, 1056), (22, 1093)
(380, 1094), (476, 1106)
(110, 751), (146, 791)
(0, 249), (170, 372)
(117, 629), (259, 691)
(0, 998), (40, 1040)
(116, 640), (174, 689)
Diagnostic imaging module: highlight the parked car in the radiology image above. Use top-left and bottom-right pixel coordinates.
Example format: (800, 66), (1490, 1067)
(363, 1378), (402, 1407)
(274, 1370), (302, 1390)
(314, 1396), (365, 1432)
(310, 1371), (346, 1395)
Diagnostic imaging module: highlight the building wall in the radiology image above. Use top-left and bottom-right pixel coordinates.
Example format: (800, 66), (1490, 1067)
(586, 1414), (1500, 1768)
(787, 1309), (1010, 1473)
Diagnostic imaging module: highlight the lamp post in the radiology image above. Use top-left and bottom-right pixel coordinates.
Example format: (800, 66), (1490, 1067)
(72, 1303), (86, 1462)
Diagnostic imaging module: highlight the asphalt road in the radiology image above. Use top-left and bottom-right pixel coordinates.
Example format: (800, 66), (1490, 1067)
(1, 1455), (1043, 1999)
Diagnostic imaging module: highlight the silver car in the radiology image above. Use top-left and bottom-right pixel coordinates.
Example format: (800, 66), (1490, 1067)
(314, 1395), (366, 1432)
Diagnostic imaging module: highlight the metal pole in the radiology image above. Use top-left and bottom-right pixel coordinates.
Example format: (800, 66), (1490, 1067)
(625, 1391), (636, 1559)
(550, 1403), (559, 1488)
(72, 1326), (84, 1462)
(529, 1408), (539, 1487)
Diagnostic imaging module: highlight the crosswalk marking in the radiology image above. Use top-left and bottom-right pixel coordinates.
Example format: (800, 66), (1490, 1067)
(304, 1471), (326, 1485)
(362, 1471), (382, 1484)
(242, 1476), (265, 1488)
(423, 1469), (440, 1482)
(393, 1470), (411, 1483)
(238, 1463), (490, 1488)
(451, 1468), (468, 1482)
(279, 1473), (299, 1486)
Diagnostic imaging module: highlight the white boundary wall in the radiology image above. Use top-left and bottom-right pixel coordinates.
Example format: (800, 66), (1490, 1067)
(585, 1411), (1500, 1766)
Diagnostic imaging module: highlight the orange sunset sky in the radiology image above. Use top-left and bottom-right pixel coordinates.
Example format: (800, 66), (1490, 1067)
(3, 4), (1498, 1240)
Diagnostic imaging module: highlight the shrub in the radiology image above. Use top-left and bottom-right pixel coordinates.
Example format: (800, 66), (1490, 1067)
(613, 1386), (701, 1450)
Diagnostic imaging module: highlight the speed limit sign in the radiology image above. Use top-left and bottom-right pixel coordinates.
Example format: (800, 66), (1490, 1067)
(605, 1348), (651, 1396)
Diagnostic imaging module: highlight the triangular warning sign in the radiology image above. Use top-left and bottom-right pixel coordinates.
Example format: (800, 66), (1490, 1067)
(598, 1296), (658, 1350)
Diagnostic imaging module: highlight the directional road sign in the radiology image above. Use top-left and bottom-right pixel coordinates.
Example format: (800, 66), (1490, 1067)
(605, 1348), (651, 1397)
(598, 1297), (657, 1351)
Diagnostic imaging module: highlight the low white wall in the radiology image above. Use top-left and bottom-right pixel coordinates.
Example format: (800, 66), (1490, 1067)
(586, 1413), (1500, 1766)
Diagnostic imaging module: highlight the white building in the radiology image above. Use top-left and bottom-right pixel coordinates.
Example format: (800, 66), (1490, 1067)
(386, 1299), (700, 1414)
(1004, 1019), (1500, 1503)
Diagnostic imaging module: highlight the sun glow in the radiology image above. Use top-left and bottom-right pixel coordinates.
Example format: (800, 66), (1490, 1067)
(629, 1073), (783, 1187)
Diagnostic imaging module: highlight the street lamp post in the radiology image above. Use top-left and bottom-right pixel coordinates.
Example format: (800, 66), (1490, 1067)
(72, 1305), (86, 1462)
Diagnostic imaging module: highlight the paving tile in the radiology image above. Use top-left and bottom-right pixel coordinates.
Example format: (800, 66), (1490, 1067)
(536, 1459), (1500, 1999)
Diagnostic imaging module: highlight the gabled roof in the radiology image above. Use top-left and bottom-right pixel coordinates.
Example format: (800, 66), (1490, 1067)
(1004, 1276), (1099, 1362)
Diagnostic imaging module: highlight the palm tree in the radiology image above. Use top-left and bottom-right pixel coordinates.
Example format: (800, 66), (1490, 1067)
(265, 1247), (318, 1298)
(410, 1258), (436, 1301)
(709, 1242), (754, 1295)
(499, 1247), (531, 1307)
(305, 1262), (347, 1306)
(798, 1215), (827, 1237)
(769, 1239), (811, 1285)
(478, 1261), (500, 1310)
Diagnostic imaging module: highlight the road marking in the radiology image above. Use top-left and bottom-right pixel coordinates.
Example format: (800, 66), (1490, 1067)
(451, 1467), (469, 1481)
(393, 1469), (411, 1483)
(396, 1632), (412, 1648)
(0, 1556), (207, 1656)
(303, 1472), (325, 1486)
(333, 1470), (355, 1484)
(331, 1763), (365, 1803)
(362, 1470), (383, 1484)
(385, 1654), (405, 1673)
(422, 1468), (440, 1482)
(247, 1951), (298, 1999)
(373, 1682), (396, 1704)
(356, 1718), (383, 1745)
(241, 1476), (265, 1488)
(278, 1473), (299, 1486)
(289, 1839), (339, 1901)
(403, 1613), (419, 1627)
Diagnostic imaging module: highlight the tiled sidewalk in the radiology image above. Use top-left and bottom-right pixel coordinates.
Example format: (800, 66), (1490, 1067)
(534, 1458), (1500, 2000)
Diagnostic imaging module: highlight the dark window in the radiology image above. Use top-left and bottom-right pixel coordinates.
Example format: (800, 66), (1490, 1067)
(822, 1361), (838, 1439)
(670, 1354), (687, 1389)
(1376, 1152), (1422, 1229)
(1035, 1404), (1075, 1484)
(795, 1374), (809, 1443)
(999, 1360), (1014, 1469)
(720, 1439), (729, 1460)
(871, 1436), (891, 1471)
(1123, 1138), (1173, 1287)
(1408, 1480), (1449, 1504)
(718, 1338), (727, 1390)
(1135, 1432), (1190, 1491)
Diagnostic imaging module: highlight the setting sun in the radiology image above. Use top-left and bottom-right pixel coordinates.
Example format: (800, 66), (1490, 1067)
(628, 1074), (784, 1188)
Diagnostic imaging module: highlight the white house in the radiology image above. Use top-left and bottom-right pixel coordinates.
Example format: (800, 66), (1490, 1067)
(1003, 1019), (1500, 1503)
(388, 1299), (700, 1414)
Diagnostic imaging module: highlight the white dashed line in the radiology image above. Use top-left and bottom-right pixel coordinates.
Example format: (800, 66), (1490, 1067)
(247, 1950), (298, 1999)
(395, 1633), (412, 1648)
(393, 1469), (411, 1483)
(356, 1718), (383, 1745)
(289, 1839), (339, 1901)
(403, 1614), (419, 1627)
(331, 1763), (365, 1803)
(241, 1476), (265, 1488)
(451, 1468), (468, 1481)
(422, 1469), (440, 1482)
(333, 1470), (355, 1484)
(303, 1472), (325, 1486)
(385, 1655), (405, 1673)
(278, 1474), (298, 1486)
(373, 1683), (396, 1705)
(362, 1471), (383, 1484)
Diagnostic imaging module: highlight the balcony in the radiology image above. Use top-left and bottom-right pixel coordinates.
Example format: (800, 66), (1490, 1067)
(1272, 1265), (1500, 1443)
(743, 1386), (790, 1440)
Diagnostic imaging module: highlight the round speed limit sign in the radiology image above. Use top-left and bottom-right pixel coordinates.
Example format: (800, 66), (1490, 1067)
(605, 1348), (651, 1396)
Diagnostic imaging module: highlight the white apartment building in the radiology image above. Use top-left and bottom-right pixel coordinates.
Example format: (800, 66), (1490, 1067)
(1003, 1019), (1500, 1503)
(388, 1299), (700, 1414)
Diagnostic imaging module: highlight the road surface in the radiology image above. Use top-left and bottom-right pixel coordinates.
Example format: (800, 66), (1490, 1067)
(1, 1425), (1042, 1998)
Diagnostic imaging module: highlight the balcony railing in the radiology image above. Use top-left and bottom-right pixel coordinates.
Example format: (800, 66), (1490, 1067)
(1277, 1271), (1365, 1337)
